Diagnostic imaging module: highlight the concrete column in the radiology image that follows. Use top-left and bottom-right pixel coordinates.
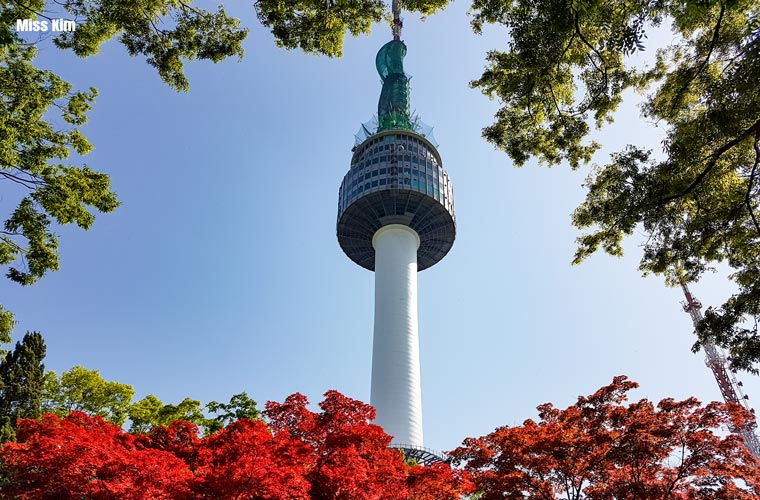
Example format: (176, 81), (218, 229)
(371, 224), (422, 447)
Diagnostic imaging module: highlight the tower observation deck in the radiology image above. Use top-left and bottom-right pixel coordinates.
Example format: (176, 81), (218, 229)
(336, 14), (455, 465)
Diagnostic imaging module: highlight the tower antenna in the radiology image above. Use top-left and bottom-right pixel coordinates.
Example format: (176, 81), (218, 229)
(680, 282), (760, 460)
(392, 0), (403, 40)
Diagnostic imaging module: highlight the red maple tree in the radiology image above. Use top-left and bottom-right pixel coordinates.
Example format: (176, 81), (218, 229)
(0, 412), (194, 499)
(265, 390), (413, 500)
(449, 376), (760, 500)
(0, 391), (472, 499)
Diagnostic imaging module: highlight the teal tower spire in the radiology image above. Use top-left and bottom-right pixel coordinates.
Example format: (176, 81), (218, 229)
(376, 40), (411, 132)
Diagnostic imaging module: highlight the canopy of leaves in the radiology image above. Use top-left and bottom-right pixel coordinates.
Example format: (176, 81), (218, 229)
(0, 391), (472, 499)
(254, 0), (452, 57)
(42, 366), (135, 426)
(127, 394), (205, 434)
(470, 0), (760, 369)
(450, 376), (760, 499)
(204, 391), (261, 435)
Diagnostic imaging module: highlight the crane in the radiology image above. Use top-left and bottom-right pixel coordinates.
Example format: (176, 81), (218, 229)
(681, 283), (760, 460)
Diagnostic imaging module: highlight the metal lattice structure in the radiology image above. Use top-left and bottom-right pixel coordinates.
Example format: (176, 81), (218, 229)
(681, 283), (760, 460)
(392, 444), (445, 466)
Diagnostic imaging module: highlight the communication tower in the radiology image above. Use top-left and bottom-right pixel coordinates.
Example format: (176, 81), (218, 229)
(336, 1), (454, 465)
(681, 283), (760, 460)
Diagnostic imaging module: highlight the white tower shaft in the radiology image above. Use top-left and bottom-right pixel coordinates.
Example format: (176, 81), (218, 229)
(371, 224), (423, 447)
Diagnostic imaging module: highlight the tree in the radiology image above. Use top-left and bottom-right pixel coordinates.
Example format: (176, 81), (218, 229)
(0, 391), (472, 499)
(263, 390), (467, 500)
(195, 417), (313, 499)
(253, 0), (451, 58)
(42, 365), (134, 426)
(466, 0), (760, 369)
(0, 332), (46, 442)
(450, 376), (760, 499)
(0, 412), (195, 499)
(127, 394), (206, 434)
(204, 391), (262, 435)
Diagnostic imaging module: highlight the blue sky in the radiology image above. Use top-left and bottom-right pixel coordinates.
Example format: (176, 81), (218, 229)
(3, 2), (758, 453)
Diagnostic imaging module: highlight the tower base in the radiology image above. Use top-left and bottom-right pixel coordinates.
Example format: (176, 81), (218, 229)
(392, 444), (445, 466)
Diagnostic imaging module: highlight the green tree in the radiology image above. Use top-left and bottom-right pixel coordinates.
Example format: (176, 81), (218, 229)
(253, 0), (451, 58)
(468, 0), (760, 370)
(205, 392), (261, 435)
(0, 332), (46, 442)
(128, 395), (206, 434)
(42, 366), (134, 426)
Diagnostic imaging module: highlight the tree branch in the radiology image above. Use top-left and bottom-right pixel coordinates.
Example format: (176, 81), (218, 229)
(745, 133), (760, 237)
(660, 119), (760, 205)
(0, 170), (44, 189)
(10, 0), (53, 21)
(670, 3), (725, 114)
(574, 12), (608, 90)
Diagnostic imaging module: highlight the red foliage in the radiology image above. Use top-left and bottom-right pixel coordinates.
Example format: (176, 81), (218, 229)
(1, 412), (194, 499)
(1, 392), (471, 500)
(265, 390), (410, 500)
(197, 418), (312, 499)
(407, 463), (475, 500)
(450, 376), (760, 500)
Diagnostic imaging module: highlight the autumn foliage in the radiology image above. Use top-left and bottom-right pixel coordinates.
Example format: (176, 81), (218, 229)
(450, 376), (760, 499)
(0, 390), (472, 499)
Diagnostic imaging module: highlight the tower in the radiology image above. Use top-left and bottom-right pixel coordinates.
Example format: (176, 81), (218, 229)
(681, 283), (760, 460)
(336, 3), (455, 464)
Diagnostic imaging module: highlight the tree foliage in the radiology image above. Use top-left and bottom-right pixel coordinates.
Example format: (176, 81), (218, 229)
(42, 365), (134, 426)
(204, 391), (261, 435)
(0, 391), (472, 499)
(0, 332), (45, 442)
(127, 394), (205, 434)
(0, 412), (195, 499)
(468, 0), (760, 369)
(450, 376), (760, 499)
(253, 0), (451, 57)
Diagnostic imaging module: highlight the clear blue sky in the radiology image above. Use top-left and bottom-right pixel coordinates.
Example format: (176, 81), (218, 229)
(3, 2), (757, 453)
